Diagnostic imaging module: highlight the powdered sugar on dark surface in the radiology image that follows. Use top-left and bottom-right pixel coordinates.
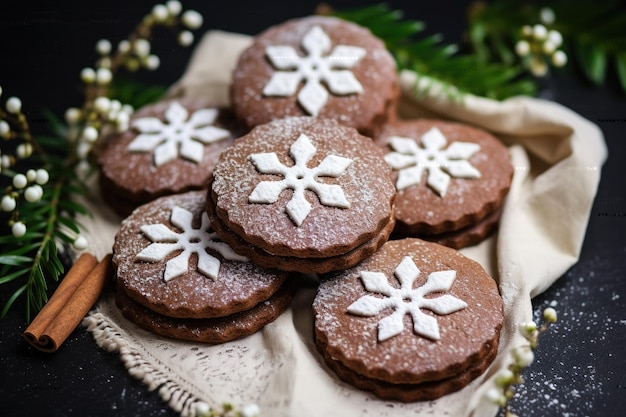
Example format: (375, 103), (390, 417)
(504, 216), (626, 417)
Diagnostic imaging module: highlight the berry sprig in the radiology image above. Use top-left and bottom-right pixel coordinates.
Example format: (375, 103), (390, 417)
(68, 0), (204, 173)
(514, 9), (567, 77)
(0, 1), (204, 321)
(483, 307), (558, 416)
(0, 91), (51, 238)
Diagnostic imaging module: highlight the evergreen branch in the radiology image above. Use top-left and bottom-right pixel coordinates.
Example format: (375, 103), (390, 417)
(109, 75), (168, 110)
(0, 160), (86, 322)
(328, 3), (536, 100)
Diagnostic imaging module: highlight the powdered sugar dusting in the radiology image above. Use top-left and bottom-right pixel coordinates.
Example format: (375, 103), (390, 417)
(231, 16), (398, 134)
(212, 117), (394, 255)
(113, 191), (287, 318)
(247, 132), (352, 226)
(263, 25), (366, 116)
(314, 238), (502, 381)
(509, 250), (626, 416)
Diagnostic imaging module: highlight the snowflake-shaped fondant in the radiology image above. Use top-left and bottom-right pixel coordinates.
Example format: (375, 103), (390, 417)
(384, 127), (481, 197)
(347, 256), (467, 342)
(127, 101), (230, 167)
(136, 206), (247, 282)
(263, 25), (366, 116)
(248, 133), (352, 226)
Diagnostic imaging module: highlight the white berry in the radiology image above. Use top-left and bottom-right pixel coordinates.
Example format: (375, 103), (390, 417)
(16, 143), (33, 159)
(35, 169), (49, 185)
(182, 10), (203, 30)
(96, 68), (112, 85)
(12, 221), (26, 237)
(26, 169), (37, 182)
(13, 174), (27, 189)
(81, 67), (96, 83)
(118, 40), (131, 54)
(178, 30), (194, 46)
(540, 7), (555, 25)
(96, 39), (112, 55)
(24, 185), (43, 203)
(6, 96), (22, 114)
(552, 50), (567, 67)
(0, 120), (10, 138)
(73, 236), (88, 251)
(166, 0), (182, 16)
(94, 96), (111, 113)
(65, 107), (82, 124)
(515, 40), (530, 57)
(543, 307), (558, 322)
(81, 126), (99, 142)
(152, 4), (169, 22)
(548, 30), (563, 48)
(533, 24), (548, 41)
(133, 39), (151, 57)
(1, 195), (16, 212)
(144, 54), (160, 70)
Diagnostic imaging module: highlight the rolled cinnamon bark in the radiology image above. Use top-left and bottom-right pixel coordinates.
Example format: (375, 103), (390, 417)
(23, 253), (112, 352)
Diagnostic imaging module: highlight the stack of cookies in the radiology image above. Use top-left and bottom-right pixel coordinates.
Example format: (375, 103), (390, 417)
(375, 119), (514, 248)
(113, 191), (292, 343)
(103, 13), (512, 402)
(313, 238), (503, 401)
(207, 116), (396, 274)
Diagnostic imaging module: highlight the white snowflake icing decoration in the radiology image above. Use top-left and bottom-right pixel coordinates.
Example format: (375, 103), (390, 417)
(248, 133), (352, 226)
(384, 127), (481, 197)
(263, 25), (366, 116)
(127, 101), (230, 167)
(347, 256), (467, 342)
(136, 205), (247, 282)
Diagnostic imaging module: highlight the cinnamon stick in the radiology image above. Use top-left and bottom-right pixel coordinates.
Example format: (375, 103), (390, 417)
(23, 253), (112, 352)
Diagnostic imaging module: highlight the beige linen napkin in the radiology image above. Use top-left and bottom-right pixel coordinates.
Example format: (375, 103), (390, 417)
(82, 30), (607, 417)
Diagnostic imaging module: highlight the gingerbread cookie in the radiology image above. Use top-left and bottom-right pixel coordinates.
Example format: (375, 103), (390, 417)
(208, 116), (396, 274)
(313, 238), (503, 401)
(98, 97), (246, 216)
(376, 119), (513, 247)
(231, 15), (399, 137)
(112, 191), (292, 343)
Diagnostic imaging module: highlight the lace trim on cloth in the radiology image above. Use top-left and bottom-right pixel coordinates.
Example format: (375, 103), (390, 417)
(82, 289), (295, 417)
(83, 310), (204, 416)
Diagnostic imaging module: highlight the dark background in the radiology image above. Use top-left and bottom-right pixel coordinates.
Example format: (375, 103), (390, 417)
(1, 1), (625, 416)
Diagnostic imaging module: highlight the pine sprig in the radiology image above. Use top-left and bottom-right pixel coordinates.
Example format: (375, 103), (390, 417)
(0, 132), (90, 322)
(328, 3), (536, 100)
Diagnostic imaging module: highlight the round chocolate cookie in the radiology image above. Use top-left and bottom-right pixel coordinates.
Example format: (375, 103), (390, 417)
(209, 116), (396, 274)
(313, 238), (503, 401)
(113, 191), (292, 343)
(375, 119), (513, 239)
(231, 15), (399, 137)
(98, 97), (246, 217)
